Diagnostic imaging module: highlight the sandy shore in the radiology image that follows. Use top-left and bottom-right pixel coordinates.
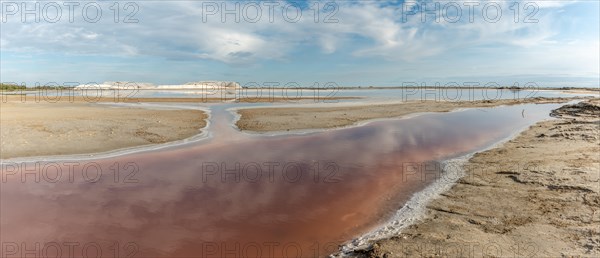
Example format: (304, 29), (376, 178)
(0, 100), (207, 159)
(235, 97), (584, 132)
(560, 89), (600, 95)
(1, 95), (356, 103)
(349, 99), (600, 257)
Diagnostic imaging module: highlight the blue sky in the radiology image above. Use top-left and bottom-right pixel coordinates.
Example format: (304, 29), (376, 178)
(1, 0), (599, 87)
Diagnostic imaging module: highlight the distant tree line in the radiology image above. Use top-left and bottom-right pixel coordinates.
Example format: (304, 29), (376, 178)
(0, 83), (75, 91)
(0, 83), (26, 91)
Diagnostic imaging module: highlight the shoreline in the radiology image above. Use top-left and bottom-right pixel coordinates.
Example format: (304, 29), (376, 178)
(3, 97), (591, 161)
(3, 86), (598, 92)
(0, 101), (210, 161)
(333, 113), (557, 256)
(227, 104), (431, 137)
(341, 99), (600, 257)
(2, 92), (598, 256)
(0, 95), (359, 103)
(235, 97), (587, 133)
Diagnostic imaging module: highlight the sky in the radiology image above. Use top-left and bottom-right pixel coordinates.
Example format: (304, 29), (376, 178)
(1, 0), (599, 87)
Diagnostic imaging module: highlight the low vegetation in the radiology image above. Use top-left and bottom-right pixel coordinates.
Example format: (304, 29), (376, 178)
(0, 83), (74, 91)
(0, 83), (26, 91)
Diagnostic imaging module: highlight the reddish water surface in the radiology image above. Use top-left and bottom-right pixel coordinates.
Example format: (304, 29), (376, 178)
(0, 103), (561, 257)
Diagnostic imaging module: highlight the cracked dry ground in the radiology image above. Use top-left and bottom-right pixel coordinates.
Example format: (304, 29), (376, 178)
(357, 100), (600, 258)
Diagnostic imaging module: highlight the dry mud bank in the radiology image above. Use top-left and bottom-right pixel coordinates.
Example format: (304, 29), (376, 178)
(236, 97), (582, 132)
(0, 100), (207, 159)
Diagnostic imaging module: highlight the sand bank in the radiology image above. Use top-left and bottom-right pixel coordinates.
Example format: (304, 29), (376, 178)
(235, 97), (584, 132)
(560, 89), (600, 95)
(1, 95), (356, 103)
(0, 100), (207, 159)
(345, 99), (600, 257)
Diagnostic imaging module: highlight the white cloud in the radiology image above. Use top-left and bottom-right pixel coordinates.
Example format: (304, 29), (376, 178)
(533, 0), (579, 9)
(0, 0), (597, 80)
(0, 1), (563, 58)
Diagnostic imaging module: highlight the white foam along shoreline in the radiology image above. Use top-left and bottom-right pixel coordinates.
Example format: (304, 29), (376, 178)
(329, 114), (561, 257)
(331, 156), (470, 257)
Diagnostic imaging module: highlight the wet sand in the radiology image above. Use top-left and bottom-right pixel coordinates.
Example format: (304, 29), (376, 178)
(560, 89), (600, 95)
(235, 97), (582, 132)
(0, 100), (207, 159)
(350, 99), (600, 257)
